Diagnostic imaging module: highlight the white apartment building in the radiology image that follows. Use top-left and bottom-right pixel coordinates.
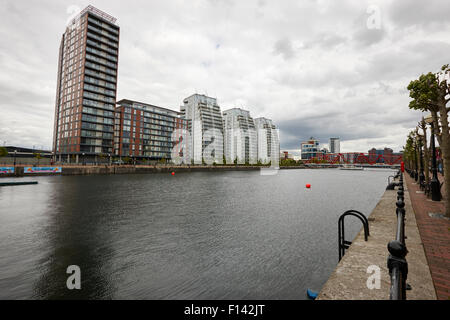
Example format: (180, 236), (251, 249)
(254, 117), (280, 165)
(180, 94), (224, 164)
(222, 108), (257, 164)
(329, 137), (340, 154)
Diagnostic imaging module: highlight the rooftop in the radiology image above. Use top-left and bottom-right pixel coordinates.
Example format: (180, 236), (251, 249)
(74, 5), (118, 25)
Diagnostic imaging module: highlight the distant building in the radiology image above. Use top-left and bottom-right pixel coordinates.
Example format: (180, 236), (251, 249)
(329, 137), (340, 154)
(180, 94), (224, 164)
(254, 117), (280, 164)
(114, 99), (187, 161)
(301, 137), (320, 160)
(368, 147), (393, 163)
(222, 108), (257, 164)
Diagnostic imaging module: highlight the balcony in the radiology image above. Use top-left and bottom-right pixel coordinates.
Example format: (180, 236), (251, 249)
(86, 32), (118, 48)
(84, 61), (117, 76)
(87, 24), (119, 42)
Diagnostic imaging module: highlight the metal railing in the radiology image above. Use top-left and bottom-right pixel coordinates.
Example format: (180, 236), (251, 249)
(387, 172), (409, 300)
(338, 210), (370, 261)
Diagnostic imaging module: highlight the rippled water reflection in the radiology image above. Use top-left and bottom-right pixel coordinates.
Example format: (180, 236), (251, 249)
(0, 168), (394, 299)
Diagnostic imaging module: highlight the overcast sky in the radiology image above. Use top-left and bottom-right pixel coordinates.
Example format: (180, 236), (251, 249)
(1, 0), (449, 154)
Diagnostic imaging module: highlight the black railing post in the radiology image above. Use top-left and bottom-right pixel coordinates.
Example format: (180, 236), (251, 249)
(388, 172), (408, 300)
(387, 240), (408, 300)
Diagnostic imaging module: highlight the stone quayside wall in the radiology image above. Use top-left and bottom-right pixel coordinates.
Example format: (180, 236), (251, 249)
(2, 165), (316, 177)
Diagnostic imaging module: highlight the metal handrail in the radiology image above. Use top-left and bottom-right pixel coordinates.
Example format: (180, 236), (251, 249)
(338, 210), (370, 261)
(387, 173), (408, 300)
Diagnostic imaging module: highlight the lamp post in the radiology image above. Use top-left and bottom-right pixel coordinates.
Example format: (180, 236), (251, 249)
(425, 115), (441, 201)
(82, 153), (85, 166)
(13, 149), (17, 167)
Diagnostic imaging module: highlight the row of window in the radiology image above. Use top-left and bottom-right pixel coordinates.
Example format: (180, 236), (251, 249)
(87, 24), (119, 42)
(86, 45), (118, 62)
(87, 16), (119, 35)
(82, 106), (114, 117)
(84, 68), (116, 83)
(82, 114), (114, 125)
(83, 98), (115, 111)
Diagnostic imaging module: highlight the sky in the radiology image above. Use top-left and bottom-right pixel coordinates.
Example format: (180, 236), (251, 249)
(0, 0), (449, 155)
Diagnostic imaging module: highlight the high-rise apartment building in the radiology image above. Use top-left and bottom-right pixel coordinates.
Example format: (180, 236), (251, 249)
(180, 94), (224, 164)
(52, 6), (120, 163)
(254, 117), (280, 164)
(114, 100), (187, 162)
(329, 137), (340, 154)
(222, 108), (257, 164)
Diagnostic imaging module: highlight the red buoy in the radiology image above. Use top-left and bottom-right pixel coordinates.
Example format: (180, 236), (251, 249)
(306, 183), (311, 189)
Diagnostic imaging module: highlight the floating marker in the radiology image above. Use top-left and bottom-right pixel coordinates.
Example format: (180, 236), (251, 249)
(306, 288), (318, 300)
(306, 183), (311, 189)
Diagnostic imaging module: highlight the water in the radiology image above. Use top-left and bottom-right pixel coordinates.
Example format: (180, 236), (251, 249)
(0, 168), (394, 299)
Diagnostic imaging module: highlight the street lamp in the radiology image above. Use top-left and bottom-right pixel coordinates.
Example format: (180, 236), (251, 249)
(82, 153), (85, 166)
(13, 149), (17, 167)
(424, 115), (441, 201)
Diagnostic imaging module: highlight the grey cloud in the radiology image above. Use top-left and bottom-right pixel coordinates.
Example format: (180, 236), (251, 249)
(273, 38), (295, 60)
(0, 0), (447, 153)
(388, 0), (450, 30)
(352, 27), (386, 47)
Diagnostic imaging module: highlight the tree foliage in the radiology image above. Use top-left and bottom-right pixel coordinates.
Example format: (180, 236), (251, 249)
(0, 147), (7, 158)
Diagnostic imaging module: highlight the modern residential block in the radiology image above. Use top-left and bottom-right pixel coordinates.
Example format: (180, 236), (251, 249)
(254, 117), (280, 164)
(301, 137), (320, 160)
(180, 94), (224, 164)
(329, 137), (340, 154)
(222, 108), (257, 164)
(52, 5), (120, 163)
(114, 99), (187, 162)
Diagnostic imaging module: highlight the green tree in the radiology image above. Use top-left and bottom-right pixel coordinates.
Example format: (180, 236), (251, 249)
(403, 131), (415, 171)
(408, 65), (450, 217)
(0, 147), (7, 159)
(123, 156), (131, 164)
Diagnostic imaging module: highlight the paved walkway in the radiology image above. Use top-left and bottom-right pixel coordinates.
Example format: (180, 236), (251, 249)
(404, 173), (450, 300)
(317, 183), (435, 300)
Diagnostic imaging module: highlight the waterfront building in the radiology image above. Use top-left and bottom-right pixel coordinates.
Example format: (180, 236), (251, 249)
(114, 99), (187, 162)
(52, 5), (120, 163)
(329, 137), (340, 154)
(222, 108), (257, 164)
(281, 151), (289, 160)
(180, 94), (224, 164)
(301, 137), (320, 160)
(254, 117), (280, 164)
(368, 147), (394, 164)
